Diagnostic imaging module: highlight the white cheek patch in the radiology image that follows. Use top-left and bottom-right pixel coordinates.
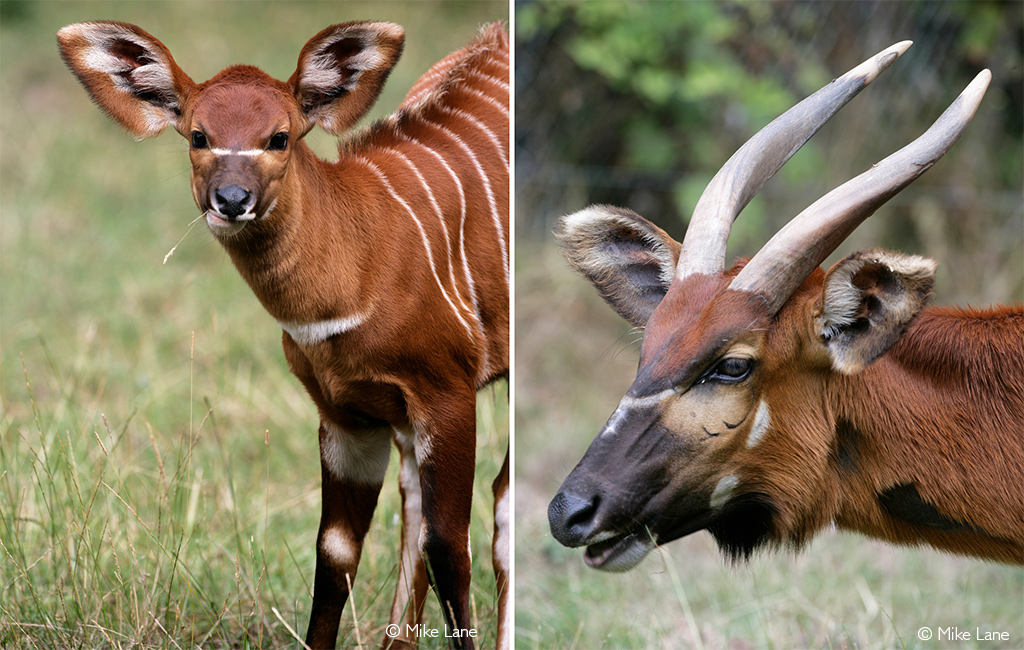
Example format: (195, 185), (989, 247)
(319, 420), (390, 484)
(710, 474), (739, 510)
(746, 400), (772, 448)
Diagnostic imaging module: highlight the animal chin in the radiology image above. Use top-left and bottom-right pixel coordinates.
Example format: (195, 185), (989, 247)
(584, 530), (655, 572)
(205, 210), (251, 237)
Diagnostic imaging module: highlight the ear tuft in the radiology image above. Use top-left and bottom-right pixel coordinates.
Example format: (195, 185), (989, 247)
(57, 21), (192, 138)
(818, 249), (936, 374)
(557, 205), (681, 328)
(291, 21), (405, 135)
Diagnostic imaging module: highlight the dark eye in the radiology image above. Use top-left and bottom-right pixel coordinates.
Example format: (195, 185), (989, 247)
(268, 132), (289, 151)
(708, 358), (753, 383)
(189, 131), (208, 149)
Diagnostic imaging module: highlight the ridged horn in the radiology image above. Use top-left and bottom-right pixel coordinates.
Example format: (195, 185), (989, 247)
(729, 69), (991, 314)
(676, 41), (912, 280)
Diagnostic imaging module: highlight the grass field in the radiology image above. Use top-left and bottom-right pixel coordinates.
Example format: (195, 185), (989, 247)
(1, 2), (507, 648)
(514, 245), (1023, 650)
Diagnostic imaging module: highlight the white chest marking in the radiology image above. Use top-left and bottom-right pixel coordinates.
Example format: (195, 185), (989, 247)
(279, 313), (367, 346)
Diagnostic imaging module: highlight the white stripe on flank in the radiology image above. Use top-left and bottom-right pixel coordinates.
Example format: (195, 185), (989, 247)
(393, 136), (489, 379)
(355, 156), (476, 342)
(422, 118), (509, 287)
(383, 147), (473, 316)
(210, 148), (264, 157)
(441, 106), (508, 169)
(466, 68), (510, 92)
(464, 87), (510, 120)
(279, 313), (368, 346)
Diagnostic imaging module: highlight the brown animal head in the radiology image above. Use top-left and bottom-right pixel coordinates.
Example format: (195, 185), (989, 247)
(57, 20), (404, 238)
(547, 43), (1016, 571)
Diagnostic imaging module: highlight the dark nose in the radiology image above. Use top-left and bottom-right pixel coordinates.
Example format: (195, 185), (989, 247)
(214, 185), (254, 218)
(548, 491), (600, 547)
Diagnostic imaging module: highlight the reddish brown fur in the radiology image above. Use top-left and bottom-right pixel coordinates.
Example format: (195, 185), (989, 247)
(59, 20), (509, 650)
(550, 204), (1023, 570)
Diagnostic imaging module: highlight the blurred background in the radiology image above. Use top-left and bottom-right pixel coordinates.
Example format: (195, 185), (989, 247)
(0, 2), (506, 648)
(515, 1), (1022, 648)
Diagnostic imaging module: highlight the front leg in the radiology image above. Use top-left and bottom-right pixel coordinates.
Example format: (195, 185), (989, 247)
(413, 389), (478, 649)
(306, 419), (392, 649)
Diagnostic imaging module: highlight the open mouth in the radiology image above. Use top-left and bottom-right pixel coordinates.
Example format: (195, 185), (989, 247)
(584, 530), (655, 572)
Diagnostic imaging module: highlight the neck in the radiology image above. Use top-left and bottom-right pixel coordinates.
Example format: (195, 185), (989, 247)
(216, 142), (375, 326)
(827, 305), (1024, 560)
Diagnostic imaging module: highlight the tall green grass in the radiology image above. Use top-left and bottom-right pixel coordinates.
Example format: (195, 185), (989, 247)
(1, 2), (507, 647)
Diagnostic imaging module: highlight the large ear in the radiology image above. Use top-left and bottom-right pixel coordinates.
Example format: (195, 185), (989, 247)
(557, 205), (681, 328)
(290, 21), (405, 136)
(817, 249), (936, 374)
(57, 21), (194, 138)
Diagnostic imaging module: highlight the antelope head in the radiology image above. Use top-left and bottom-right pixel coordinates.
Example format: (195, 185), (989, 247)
(548, 42), (991, 571)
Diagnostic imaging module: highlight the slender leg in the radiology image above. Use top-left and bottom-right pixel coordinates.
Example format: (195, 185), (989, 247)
(384, 427), (430, 650)
(305, 420), (392, 650)
(415, 396), (477, 650)
(492, 450), (510, 650)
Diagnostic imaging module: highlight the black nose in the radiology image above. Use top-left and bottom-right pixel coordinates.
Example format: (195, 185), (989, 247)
(549, 491), (600, 547)
(214, 185), (253, 218)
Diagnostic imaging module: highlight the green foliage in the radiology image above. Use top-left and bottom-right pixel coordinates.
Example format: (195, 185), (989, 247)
(516, 0), (1022, 303)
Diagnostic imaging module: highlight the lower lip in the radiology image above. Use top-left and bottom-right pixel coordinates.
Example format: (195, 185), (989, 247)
(206, 212), (229, 226)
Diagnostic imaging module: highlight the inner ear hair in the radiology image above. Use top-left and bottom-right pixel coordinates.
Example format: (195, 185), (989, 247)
(818, 249), (936, 373)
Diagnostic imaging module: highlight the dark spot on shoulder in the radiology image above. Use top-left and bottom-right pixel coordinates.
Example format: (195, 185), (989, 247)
(879, 483), (975, 532)
(833, 417), (862, 476)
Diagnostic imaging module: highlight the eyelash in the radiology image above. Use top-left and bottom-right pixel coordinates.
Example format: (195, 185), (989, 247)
(697, 357), (754, 385)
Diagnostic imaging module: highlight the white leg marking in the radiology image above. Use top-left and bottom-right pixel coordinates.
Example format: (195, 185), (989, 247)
(421, 118), (509, 288)
(319, 420), (390, 484)
(710, 474), (740, 510)
(494, 490), (509, 575)
(321, 526), (359, 570)
(354, 156), (476, 342)
(413, 427), (433, 469)
(746, 399), (772, 448)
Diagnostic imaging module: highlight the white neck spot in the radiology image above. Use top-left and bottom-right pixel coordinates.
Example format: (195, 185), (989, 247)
(710, 474), (740, 510)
